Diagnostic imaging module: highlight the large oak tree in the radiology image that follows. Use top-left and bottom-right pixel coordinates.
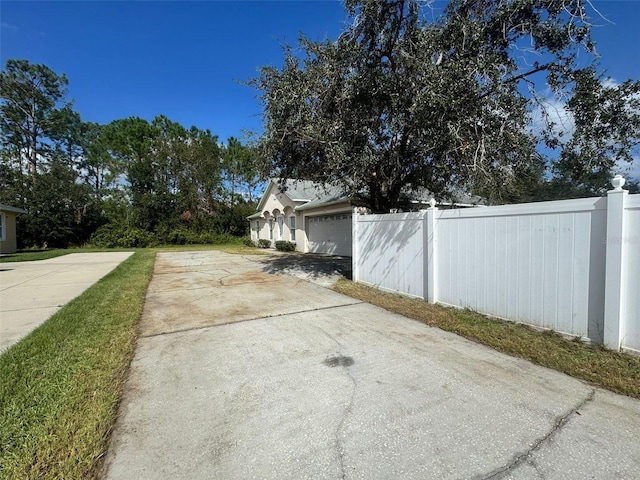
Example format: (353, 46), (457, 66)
(252, 0), (640, 210)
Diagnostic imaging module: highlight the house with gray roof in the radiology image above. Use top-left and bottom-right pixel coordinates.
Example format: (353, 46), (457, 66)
(247, 179), (354, 256)
(247, 179), (484, 257)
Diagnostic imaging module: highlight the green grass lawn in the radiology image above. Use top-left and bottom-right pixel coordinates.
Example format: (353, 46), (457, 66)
(0, 250), (155, 479)
(0, 243), (269, 480)
(334, 279), (640, 399)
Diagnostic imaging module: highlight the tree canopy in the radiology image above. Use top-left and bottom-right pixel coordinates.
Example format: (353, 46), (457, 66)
(0, 59), (262, 248)
(0, 59), (70, 175)
(252, 0), (640, 211)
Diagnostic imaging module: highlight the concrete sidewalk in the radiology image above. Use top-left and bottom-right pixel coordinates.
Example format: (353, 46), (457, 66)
(103, 251), (640, 480)
(0, 252), (134, 352)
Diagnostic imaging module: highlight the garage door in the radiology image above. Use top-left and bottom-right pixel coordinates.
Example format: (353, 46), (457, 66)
(307, 213), (352, 256)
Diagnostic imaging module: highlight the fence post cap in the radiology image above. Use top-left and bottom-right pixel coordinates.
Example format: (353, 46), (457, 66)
(611, 174), (626, 190)
(429, 198), (437, 208)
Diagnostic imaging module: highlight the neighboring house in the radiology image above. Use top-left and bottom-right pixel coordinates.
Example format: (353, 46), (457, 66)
(0, 205), (27, 254)
(248, 179), (354, 256)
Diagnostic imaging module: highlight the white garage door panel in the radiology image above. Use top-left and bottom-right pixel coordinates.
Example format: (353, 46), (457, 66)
(308, 214), (352, 256)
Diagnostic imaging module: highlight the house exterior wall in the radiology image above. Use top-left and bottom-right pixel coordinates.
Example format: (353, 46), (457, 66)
(0, 211), (18, 254)
(260, 189), (299, 215)
(249, 186), (352, 254)
(250, 183), (305, 248)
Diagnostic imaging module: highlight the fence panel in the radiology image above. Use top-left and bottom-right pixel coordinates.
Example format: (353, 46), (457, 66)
(622, 195), (640, 353)
(434, 199), (607, 341)
(354, 212), (426, 298)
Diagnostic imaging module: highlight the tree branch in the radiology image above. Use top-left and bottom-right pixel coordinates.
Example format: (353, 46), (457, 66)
(479, 63), (553, 99)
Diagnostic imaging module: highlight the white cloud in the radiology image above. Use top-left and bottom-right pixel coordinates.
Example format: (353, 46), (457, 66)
(531, 77), (640, 157)
(1, 22), (18, 32)
(616, 156), (640, 182)
(530, 94), (574, 143)
(602, 77), (619, 89)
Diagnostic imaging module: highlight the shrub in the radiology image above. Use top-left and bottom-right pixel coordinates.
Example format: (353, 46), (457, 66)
(90, 223), (155, 248)
(243, 237), (256, 247)
(204, 232), (238, 245)
(166, 228), (192, 245)
(275, 241), (296, 252)
(164, 228), (239, 245)
(257, 239), (272, 248)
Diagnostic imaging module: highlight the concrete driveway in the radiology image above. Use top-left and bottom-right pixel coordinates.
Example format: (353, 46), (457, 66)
(103, 251), (640, 480)
(0, 252), (133, 352)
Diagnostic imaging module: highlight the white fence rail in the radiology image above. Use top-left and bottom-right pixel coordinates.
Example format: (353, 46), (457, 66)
(353, 181), (639, 353)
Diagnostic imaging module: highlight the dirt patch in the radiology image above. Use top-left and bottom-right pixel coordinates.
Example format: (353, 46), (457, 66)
(220, 271), (275, 286)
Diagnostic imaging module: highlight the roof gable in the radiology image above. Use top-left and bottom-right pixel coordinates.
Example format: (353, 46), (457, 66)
(255, 179), (349, 213)
(255, 179), (280, 212)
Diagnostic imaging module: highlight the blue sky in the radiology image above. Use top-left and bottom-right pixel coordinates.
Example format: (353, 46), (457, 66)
(1, 0), (639, 147)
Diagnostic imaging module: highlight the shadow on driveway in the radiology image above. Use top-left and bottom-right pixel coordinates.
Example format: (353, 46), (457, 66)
(259, 253), (352, 282)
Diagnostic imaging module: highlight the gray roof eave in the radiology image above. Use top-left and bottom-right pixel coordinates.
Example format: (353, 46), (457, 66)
(0, 204), (27, 214)
(295, 197), (352, 212)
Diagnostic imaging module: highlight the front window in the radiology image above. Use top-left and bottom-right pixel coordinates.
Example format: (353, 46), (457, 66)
(268, 218), (274, 240)
(289, 216), (296, 242)
(278, 216), (284, 240)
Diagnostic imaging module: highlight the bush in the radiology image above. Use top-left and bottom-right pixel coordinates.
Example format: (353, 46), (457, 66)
(275, 241), (296, 252)
(257, 239), (272, 248)
(90, 223), (242, 248)
(164, 228), (238, 245)
(201, 232), (237, 245)
(243, 237), (256, 247)
(90, 223), (155, 248)
(166, 228), (193, 245)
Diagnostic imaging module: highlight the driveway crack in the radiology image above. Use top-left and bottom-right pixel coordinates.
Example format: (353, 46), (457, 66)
(318, 327), (357, 480)
(477, 389), (596, 480)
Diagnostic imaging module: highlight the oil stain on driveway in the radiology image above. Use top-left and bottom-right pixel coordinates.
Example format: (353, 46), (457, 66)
(103, 251), (640, 480)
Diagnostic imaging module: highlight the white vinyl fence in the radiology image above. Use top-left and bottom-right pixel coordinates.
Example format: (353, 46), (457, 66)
(353, 180), (640, 353)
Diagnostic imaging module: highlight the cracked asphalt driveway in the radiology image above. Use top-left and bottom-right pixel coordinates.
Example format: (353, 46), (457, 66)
(103, 251), (640, 480)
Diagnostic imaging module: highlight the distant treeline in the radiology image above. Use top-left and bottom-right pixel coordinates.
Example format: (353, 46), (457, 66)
(0, 59), (264, 248)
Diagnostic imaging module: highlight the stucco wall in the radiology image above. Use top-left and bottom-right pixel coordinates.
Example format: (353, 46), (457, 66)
(0, 211), (18, 254)
(251, 214), (300, 247)
(250, 182), (305, 250)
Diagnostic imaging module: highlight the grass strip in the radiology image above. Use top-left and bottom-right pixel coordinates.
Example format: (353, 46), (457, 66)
(334, 279), (640, 399)
(0, 250), (155, 480)
(0, 243), (269, 264)
(0, 248), (94, 263)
